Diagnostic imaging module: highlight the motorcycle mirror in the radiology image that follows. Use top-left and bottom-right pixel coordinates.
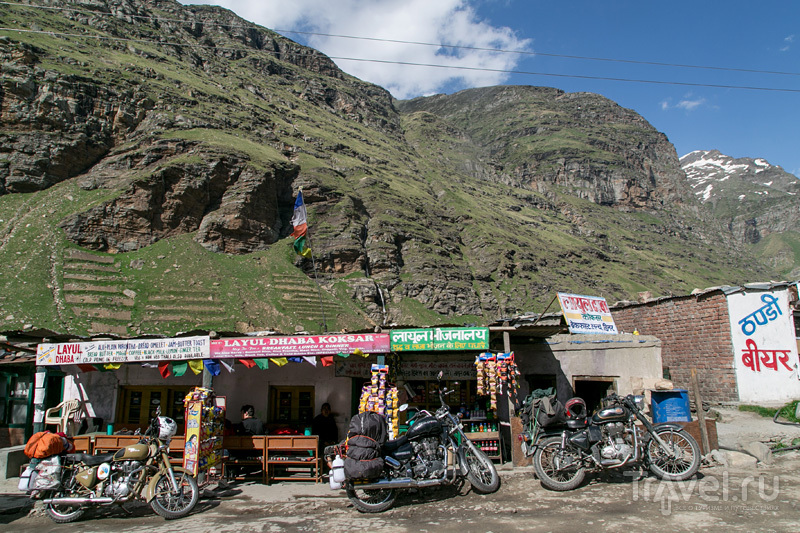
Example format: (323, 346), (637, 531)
(399, 403), (409, 412)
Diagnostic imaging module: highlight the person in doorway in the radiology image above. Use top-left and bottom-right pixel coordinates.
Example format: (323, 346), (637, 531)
(312, 402), (338, 448)
(239, 404), (264, 435)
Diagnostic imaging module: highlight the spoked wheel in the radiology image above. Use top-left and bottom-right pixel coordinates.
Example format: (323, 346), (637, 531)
(533, 436), (586, 491)
(346, 486), (397, 513)
(149, 470), (199, 519)
(647, 427), (701, 481)
(44, 491), (86, 524)
(464, 443), (500, 494)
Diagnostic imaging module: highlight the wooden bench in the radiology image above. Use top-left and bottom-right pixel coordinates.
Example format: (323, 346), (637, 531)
(72, 435), (93, 454)
(222, 436), (267, 483)
(93, 435), (141, 454)
(91, 435), (185, 465)
(265, 435), (321, 484)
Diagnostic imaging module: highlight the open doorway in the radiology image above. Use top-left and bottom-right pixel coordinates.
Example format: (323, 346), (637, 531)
(573, 377), (616, 415)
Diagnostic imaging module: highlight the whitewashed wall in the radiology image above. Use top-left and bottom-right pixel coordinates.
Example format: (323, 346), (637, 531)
(727, 288), (800, 403)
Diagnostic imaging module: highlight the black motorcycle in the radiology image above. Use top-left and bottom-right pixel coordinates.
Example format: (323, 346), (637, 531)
(330, 378), (500, 512)
(524, 392), (701, 491)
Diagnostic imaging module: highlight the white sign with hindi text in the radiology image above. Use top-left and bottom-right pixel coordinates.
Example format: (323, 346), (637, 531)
(727, 288), (800, 403)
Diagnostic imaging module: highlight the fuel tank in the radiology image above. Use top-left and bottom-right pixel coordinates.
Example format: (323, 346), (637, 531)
(591, 406), (629, 424)
(113, 442), (150, 461)
(406, 415), (442, 440)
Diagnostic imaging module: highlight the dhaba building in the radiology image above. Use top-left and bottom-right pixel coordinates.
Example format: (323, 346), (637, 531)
(23, 300), (667, 466)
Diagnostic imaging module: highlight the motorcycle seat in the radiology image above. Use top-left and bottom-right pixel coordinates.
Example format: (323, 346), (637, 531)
(65, 452), (116, 466)
(566, 418), (588, 429)
(382, 434), (409, 453)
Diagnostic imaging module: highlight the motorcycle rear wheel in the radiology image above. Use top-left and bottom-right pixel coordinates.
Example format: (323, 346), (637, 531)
(44, 491), (86, 524)
(647, 427), (700, 481)
(149, 470), (199, 519)
(464, 444), (500, 494)
(533, 436), (586, 491)
(346, 486), (396, 513)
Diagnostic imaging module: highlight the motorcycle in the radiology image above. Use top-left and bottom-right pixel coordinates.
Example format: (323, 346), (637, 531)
(329, 376), (500, 513)
(523, 392), (701, 491)
(34, 409), (199, 523)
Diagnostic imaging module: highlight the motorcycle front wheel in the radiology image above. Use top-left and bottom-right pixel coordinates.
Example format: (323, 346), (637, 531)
(533, 436), (586, 491)
(646, 427), (701, 481)
(44, 490), (86, 524)
(346, 486), (396, 513)
(149, 470), (199, 519)
(464, 443), (500, 494)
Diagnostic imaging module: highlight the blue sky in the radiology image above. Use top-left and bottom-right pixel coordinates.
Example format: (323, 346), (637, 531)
(181, 1), (800, 177)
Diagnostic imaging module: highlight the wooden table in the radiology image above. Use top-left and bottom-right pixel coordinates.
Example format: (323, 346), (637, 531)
(222, 435), (267, 483)
(265, 435), (321, 483)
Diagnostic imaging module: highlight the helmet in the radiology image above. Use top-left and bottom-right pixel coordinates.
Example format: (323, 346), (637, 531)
(565, 398), (587, 419)
(156, 416), (177, 440)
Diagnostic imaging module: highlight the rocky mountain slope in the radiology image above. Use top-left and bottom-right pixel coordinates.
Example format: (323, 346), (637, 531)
(681, 150), (800, 278)
(0, 0), (778, 337)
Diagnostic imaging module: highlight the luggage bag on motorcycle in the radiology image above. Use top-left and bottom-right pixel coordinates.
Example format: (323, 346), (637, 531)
(520, 388), (566, 429)
(344, 411), (387, 480)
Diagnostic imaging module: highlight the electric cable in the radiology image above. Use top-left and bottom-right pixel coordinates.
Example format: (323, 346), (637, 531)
(1, 0), (799, 78)
(1, 27), (798, 94)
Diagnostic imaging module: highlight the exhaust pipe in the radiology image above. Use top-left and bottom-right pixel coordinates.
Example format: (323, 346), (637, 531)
(41, 497), (114, 506)
(352, 477), (444, 491)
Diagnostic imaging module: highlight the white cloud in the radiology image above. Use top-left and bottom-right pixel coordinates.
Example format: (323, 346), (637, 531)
(780, 34), (794, 52)
(660, 95), (707, 112)
(676, 98), (706, 111)
(180, 0), (530, 99)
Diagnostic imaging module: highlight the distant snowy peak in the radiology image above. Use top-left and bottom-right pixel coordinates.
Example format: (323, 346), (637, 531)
(680, 150), (799, 204)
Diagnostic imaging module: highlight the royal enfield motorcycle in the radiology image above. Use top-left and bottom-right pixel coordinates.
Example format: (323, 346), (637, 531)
(35, 409), (199, 523)
(525, 392), (701, 491)
(329, 379), (500, 513)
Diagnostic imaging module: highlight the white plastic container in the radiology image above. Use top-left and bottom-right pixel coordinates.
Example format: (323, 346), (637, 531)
(329, 455), (345, 489)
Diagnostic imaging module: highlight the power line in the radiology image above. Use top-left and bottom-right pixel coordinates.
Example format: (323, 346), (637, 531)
(276, 29), (800, 78)
(3, 0), (800, 78)
(1, 26), (799, 94)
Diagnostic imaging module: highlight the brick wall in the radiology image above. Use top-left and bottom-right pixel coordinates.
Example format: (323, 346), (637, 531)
(612, 291), (738, 403)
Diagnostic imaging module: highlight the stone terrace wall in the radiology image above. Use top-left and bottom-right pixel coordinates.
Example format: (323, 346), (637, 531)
(612, 291), (738, 404)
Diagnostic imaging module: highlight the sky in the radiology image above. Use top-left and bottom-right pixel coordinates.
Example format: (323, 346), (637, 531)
(180, 1), (800, 177)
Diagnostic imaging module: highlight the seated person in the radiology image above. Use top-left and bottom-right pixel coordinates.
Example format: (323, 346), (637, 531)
(312, 402), (339, 448)
(238, 405), (264, 435)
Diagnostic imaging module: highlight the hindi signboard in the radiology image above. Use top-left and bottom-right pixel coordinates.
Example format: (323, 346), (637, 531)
(210, 333), (390, 358)
(557, 293), (618, 334)
(389, 327), (490, 352)
(727, 288), (800, 402)
(36, 336), (211, 366)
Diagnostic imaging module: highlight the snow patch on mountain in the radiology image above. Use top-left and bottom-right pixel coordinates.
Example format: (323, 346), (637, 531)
(680, 150), (799, 204)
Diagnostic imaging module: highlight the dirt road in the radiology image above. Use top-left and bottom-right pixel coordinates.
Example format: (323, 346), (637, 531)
(3, 455), (799, 533)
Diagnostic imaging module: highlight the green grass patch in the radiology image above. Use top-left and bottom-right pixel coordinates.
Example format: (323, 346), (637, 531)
(739, 401), (800, 423)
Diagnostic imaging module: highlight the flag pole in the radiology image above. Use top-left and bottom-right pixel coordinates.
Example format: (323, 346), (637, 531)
(306, 245), (328, 333)
(295, 189), (328, 333)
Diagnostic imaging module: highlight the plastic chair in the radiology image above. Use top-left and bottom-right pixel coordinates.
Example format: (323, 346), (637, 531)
(44, 399), (82, 435)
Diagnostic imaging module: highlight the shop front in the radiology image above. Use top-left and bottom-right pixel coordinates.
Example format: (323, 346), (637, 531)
(35, 333), (393, 441)
(334, 327), (512, 461)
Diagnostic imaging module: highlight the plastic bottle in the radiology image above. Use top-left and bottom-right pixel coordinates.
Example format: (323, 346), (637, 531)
(329, 455), (345, 489)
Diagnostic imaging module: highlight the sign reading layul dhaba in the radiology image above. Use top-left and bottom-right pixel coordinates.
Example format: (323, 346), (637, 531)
(390, 327), (490, 352)
(36, 336), (211, 366)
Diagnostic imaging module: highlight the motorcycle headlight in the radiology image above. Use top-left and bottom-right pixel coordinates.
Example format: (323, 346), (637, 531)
(633, 395), (646, 410)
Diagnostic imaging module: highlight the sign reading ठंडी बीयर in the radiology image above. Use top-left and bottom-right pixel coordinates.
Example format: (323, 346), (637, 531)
(557, 293), (618, 334)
